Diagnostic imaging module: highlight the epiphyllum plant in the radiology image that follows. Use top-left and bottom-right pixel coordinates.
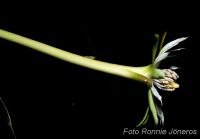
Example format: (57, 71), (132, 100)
(0, 29), (187, 127)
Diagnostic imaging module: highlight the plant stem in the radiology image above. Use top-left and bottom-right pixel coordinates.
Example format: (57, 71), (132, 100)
(0, 29), (153, 85)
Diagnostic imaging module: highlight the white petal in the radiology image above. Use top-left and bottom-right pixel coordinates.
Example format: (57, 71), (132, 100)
(160, 37), (188, 54)
(171, 48), (186, 52)
(154, 52), (169, 65)
(151, 85), (162, 105)
(155, 103), (164, 125)
(170, 66), (180, 70)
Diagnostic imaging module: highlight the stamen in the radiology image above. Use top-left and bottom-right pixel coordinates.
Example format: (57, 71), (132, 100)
(153, 81), (175, 91)
(153, 68), (180, 91)
(164, 77), (174, 82)
(163, 69), (179, 80)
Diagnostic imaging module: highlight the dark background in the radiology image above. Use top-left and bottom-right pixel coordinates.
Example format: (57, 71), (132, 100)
(0, 9), (200, 138)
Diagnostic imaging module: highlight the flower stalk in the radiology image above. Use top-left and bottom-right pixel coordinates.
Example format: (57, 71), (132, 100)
(0, 29), (158, 85)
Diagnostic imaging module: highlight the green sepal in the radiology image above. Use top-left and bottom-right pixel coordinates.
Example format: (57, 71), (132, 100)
(136, 106), (149, 127)
(152, 34), (160, 63)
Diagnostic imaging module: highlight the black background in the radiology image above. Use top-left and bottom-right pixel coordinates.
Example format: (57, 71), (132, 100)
(0, 7), (200, 138)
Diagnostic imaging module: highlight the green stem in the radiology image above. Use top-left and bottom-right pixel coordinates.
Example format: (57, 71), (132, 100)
(0, 29), (153, 85)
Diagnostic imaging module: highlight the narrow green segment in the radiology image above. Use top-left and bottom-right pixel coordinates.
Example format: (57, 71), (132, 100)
(142, 112), (149, 125)
(159, 32), (167, 50)
(152, 34), (160, 63)
(148, 89), (158, 125)
(136, 106), (149, 127)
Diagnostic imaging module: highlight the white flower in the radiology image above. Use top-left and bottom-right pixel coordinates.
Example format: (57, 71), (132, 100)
(137, 34), (188, 126)
(152, 37), (187, 102)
